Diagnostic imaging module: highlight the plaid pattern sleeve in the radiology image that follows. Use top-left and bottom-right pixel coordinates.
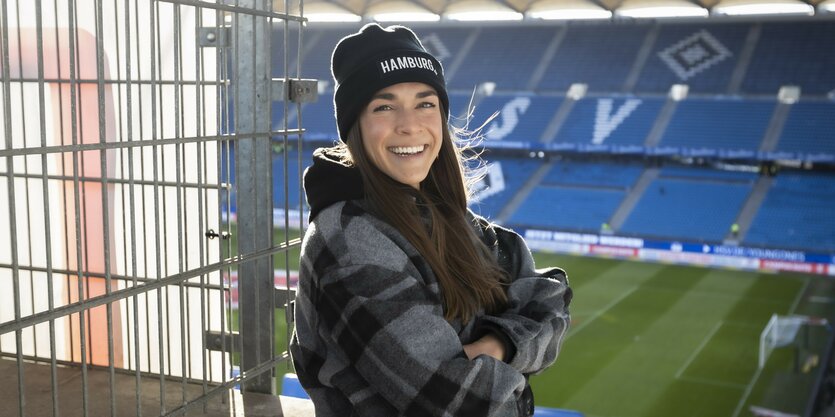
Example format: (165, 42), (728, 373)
(473, 222), (573, 375)
(291, 201), (529, 417)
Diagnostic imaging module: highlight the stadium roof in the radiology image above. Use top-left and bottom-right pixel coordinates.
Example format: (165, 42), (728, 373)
(291, 0), (835, 21)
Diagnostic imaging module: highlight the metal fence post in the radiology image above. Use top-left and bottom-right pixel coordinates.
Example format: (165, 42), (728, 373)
(233, 0), (275, 394)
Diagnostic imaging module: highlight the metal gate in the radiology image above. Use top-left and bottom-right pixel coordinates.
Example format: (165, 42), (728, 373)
(0, 0), (310, 415)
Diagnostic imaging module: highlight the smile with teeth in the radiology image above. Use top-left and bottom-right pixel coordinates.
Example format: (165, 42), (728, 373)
(389, 144), (427, 156)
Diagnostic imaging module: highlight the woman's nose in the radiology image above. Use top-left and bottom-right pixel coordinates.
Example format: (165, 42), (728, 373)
(395, 109), (422, 135)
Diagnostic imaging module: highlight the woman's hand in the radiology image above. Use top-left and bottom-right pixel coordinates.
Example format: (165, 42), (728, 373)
(463, 333), (506, 362)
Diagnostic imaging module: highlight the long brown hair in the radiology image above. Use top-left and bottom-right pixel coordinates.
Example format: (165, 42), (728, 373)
(335, 115), (508, 322)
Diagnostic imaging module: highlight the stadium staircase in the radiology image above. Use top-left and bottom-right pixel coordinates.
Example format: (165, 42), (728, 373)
(608, 168), (659, 232)
(497, 162), (554, 224)
(621, 25), (659, 93)
(759, 102), (791, 152)
(726, 176), (773, 243)
(643, 98), (678, 148)
(726, 24), (761, 94)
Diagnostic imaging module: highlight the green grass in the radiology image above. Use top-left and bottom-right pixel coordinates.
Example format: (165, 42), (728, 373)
(229, 228), (835, 415)
(527, 253), (835, 417)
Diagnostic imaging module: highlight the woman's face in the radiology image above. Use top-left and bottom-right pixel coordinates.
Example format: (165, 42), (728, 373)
(358, 82), (443, 190)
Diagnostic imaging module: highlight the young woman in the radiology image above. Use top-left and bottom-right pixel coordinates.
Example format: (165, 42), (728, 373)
(290, 23), (572, 417)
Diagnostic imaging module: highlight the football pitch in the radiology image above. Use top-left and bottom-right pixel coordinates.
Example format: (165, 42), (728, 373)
(529, 252), (835, 417)
(259, 227), (834, 416)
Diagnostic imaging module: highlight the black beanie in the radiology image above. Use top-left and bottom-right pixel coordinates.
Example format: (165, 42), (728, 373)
(331, 23), (449, 142)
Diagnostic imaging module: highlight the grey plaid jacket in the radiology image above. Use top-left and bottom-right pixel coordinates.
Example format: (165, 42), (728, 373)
(290, 149), (572, 417)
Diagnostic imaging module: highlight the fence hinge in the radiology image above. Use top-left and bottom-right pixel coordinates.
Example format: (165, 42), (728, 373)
(205, 331), (241, 352)
(274, 287), (296, 307)
(198, 27), (230, 48)
(271, 79), (319, 103)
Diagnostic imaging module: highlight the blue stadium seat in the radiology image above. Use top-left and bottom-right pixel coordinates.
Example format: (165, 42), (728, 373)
(467, 94), (563, 142)
(272, 149), (313, 210)
(470, 158), (541, 219)
(535, 407), (585, 417)
(542, 161), (644, 189)
(537, 24), (649, 93)
(634, 22), (748, 94)
(280, 374), (586, 417)
(776, 101), (835, 156)
(658, 98), (774, 152)
(300, 99), (339, 141)
(510, 186), (626, 232)
(450, 26), (558, 91)
(281, 373), (310, 399)
(742, 21), (835, 95)
(301, 27), (361, 86)
(619, 174), (752, 242)
(745, 171), (835, 251)
(554, 97), (663, 146)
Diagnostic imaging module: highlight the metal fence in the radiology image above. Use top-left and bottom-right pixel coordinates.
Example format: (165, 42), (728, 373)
(0, 0), (308, 415)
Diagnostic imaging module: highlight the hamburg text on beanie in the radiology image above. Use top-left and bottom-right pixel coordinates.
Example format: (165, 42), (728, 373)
(331, 23), (450, 142)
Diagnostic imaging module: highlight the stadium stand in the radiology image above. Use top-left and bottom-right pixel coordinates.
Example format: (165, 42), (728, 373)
(742, 21), (835, 95)
(448, 26), (558, 91)
(554, 97), (664, 146)
(744, 171), (835, 251)
(657, 98), (775, 151)
(618, 166), (754, 242)
(775, 101), (835, 156)
(222, 149), (312, 214)
(418, 26), (478, 72)
(634, 22), (748, 94)
(469, 94), (565, 142)
(510, 185), (626, 232)
(282, 21), (835, 254)
(300, 28), (356, 85)
(536, 24), (650, 93)
(504, 161), (643, 232)
(471, 158), (542, 219)
(300, 98), (338, 141)
(542, 160), (645, 189)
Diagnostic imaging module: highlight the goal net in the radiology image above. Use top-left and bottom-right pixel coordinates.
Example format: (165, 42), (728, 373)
(759, 314), (829, 369)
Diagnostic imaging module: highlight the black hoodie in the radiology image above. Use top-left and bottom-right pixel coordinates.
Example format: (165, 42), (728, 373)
(303, 146), (364, 222)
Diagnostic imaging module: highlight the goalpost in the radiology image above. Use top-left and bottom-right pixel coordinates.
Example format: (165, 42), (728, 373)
(759, 313), (829, 369)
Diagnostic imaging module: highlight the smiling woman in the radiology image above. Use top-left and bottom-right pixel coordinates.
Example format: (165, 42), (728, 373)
(289, 23), (573, 417)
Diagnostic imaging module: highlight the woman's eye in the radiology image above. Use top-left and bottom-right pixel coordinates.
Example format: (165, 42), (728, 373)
(418, 102), (436, 109)
(372, 104), (393, 112)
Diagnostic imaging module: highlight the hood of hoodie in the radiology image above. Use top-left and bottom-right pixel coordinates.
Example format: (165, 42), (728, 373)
(304, 146), (364, 221)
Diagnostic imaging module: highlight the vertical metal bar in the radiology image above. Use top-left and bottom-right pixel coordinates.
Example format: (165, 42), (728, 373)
(194, 4), (209, 404)
(112, 0), (132, 379)
(231, 0), (241, 389)
(34, 1), (60, 415)
(217, 4), (232, 396)
(121, 0), (142, 415)
(235, 0), (274, 394)
(13, 0), (39, 367)
(281, 0), (291, 362)
(171, 3), (189, 405)
(67, 0), (90, 413)
(53, 0), (76, 372)
(132, 0), (153, 379)
(92, 0), (118, 414)
(288, 0), (304, 358)
(148, 0), (167, 412)
(154, 0), (173, 382)
(295, 0), (303, 233)
(72, 0), (95, 369)
(0, 0), (26, 415)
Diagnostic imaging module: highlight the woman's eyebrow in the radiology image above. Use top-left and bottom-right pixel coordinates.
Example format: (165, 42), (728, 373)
(416, 90), (438, 98)
(370, 90), (438, 101)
